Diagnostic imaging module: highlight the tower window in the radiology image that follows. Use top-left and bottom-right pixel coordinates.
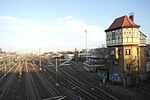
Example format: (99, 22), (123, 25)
(125, 49), (130, 55)
(111, 50), (115, 55)
(119, 49), (122, 55)
(112, 32), (116, 40)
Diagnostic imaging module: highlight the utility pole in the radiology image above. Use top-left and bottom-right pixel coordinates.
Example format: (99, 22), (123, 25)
(39, 48), (42, 70)
(55, 58), (59, 86)
(74, 48), (78, 66)
(4, 54), (7, 76)
(56, 58), (58, 80)
(4, 60), (7, 76)
(9, 54), (10, 70)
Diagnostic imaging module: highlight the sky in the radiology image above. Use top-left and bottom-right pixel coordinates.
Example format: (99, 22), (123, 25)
(0, 0), (150, 53)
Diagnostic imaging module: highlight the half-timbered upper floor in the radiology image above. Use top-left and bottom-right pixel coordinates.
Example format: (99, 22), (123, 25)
(105, 15), (146, 47)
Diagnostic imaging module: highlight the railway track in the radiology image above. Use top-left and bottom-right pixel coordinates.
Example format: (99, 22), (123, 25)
(42, 60), (107, 99)
(60, 69), (112, 100)
(66, 66), (121, 100)
(0, 62), (20, 100)
(30, 62), (62, 99)
(37, 60), (79, 100)
(42, 59), (121, 100)
(25, 61), (41, 100)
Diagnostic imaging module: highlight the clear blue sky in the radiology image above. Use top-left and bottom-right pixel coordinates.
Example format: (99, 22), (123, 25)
(0, 0), (150, 53)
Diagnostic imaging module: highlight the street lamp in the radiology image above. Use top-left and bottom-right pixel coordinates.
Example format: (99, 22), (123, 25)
(85, 30), (88, 61)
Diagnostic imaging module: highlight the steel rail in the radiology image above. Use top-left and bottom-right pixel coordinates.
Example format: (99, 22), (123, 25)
(25, 62), (41, 100)
(0, 62), (20, 100)
(67, 66), (121, 100)
(59, 70), (101, 100)
(31, 63), (61, 98)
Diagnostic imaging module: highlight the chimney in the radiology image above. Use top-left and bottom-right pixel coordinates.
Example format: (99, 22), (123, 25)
(129, 12), (134, 22)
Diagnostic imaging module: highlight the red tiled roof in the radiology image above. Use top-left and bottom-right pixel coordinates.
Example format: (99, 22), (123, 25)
(105, 15), (140, 32)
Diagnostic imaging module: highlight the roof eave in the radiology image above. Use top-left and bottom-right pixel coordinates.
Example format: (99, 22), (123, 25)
(105, 26), (123, 32)
(139, 31), (147, 37)
(105, 25), (140, 32)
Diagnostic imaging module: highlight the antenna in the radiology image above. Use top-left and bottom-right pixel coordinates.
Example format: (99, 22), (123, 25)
(129, 12), (134, 16)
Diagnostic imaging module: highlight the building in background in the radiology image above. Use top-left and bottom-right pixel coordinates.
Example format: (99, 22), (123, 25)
(0, 48), (6, 57)
(0, 48), (2, 53)
(83, 48), (109, 83)
(105, 14), (146, 86)
(146, 44), (150, 78)
(146, 44), (150, 60)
